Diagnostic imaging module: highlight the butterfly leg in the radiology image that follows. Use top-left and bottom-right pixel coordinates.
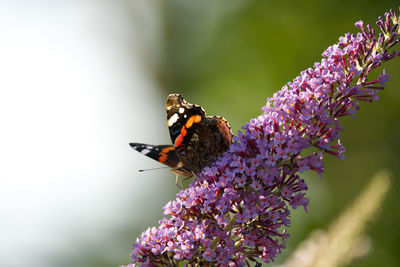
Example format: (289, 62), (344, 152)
(175, 174), (195, 189)
(172, 168), (193, 189)
(175, 174), (184, 189)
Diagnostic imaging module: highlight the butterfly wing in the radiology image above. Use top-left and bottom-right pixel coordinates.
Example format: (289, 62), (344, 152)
(213, 116), (233, 148)
(129, 143), (180, 168)
(130, 95), (232, 180)
(166, 94), (205, 152)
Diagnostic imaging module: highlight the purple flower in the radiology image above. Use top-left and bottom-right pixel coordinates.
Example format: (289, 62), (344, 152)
(203, 248), (216, 261)
(126, 8), (400, 266)
(251, 179), (262, 191)
(235, 174), (247, 187)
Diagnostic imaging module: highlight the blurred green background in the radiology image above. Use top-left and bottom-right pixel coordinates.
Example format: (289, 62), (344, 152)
(1, 0), (399, 266)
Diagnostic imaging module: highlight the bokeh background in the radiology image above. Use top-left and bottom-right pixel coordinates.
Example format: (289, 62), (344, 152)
(0, 0), (399, 266)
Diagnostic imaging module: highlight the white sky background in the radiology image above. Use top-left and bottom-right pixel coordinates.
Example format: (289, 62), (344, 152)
(0, 1), (175, 266)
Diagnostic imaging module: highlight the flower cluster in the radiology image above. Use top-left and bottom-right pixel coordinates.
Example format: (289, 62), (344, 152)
(125, 8), (400, 267)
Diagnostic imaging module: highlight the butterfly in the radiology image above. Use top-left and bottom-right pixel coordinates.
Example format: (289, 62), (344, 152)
(130, 94), (232, 185)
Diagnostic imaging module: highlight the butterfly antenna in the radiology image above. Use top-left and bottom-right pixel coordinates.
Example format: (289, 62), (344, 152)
(138, 166), (169, 172)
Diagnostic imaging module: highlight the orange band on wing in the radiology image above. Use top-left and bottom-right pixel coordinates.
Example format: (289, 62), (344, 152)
(174, 128), (186, 148)
(194, 115), (202, 123)
(159, 146), (175, 162)
(185, 116), (194, 129)
(159, 155), (167, 163)
(180, 126), (187, 137)
(185, 115), (201, 128)
(175, 115), (202, 150)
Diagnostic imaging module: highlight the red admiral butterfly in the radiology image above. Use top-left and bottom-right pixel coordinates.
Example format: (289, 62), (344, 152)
(130, 94), (232, 182)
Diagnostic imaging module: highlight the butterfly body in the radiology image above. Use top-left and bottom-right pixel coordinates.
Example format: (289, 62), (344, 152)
(130, 94), (232, 179)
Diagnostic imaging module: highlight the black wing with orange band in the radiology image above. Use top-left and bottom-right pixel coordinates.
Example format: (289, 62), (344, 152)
(129, 143), (180, 168)
(166, 94), (205, 152)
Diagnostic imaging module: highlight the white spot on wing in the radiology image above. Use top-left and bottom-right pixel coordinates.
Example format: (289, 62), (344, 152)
(179, 107), (185, 114)
(168, 113), (179, 127)
(146, 146), (153, 149)
(141, 149), (150, 155)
